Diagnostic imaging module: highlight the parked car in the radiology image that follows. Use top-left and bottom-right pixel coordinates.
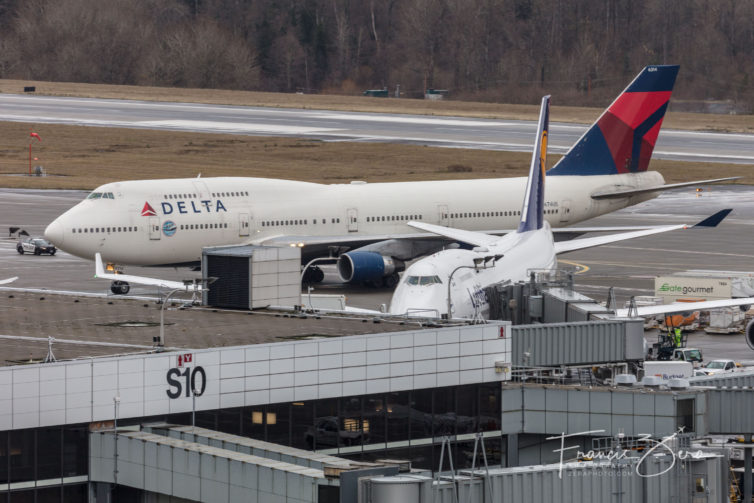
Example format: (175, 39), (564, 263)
(699, 359), (742, 376)
(17, 237), (56, 255)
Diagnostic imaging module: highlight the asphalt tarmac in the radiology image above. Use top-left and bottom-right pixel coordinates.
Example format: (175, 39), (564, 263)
(1, 185), (753, 361)
(1, 94), (753, 164)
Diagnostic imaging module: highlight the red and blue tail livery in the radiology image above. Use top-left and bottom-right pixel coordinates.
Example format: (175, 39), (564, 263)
(547, 65), (679, 176)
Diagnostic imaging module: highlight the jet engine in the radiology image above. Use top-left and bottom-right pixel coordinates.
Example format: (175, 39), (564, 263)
(746, 319), (754, 350)
(337, 251), (404, 286)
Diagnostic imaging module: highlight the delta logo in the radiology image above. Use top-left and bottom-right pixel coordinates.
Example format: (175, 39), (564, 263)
(141, 199), (227, 216)
(141, 202), (157, 216)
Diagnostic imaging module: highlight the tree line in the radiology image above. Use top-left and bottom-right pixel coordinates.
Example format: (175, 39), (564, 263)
(0, 0), (752, 110)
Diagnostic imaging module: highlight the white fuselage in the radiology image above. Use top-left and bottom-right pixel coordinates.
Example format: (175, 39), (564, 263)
(389, 225), (558, 319)
(45, 172), (663, 266)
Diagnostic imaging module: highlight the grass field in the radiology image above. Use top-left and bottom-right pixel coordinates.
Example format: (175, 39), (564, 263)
(0, 120), (750, 190)
(0, 79), (751, 190)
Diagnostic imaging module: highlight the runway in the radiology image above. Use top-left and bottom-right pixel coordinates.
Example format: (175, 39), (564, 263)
(1, 94), (754, 164)
(1, 185), (754, 360)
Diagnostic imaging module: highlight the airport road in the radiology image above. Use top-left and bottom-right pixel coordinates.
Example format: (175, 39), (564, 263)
(1, 186), (754, 360)
(1, 94), (754, 164)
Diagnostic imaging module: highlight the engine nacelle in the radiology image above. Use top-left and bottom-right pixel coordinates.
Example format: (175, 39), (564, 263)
(337, 251), (404, 283)
(746, 319), (754, 351)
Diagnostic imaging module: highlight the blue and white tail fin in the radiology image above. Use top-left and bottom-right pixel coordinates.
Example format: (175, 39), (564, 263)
(517, 95), (550, 233)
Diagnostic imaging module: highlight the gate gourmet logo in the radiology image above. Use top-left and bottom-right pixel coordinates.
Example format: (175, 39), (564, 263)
(658, 283), (714, 295)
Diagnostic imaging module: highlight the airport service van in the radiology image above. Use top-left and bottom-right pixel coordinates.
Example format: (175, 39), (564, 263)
(643, 361), (694, 381)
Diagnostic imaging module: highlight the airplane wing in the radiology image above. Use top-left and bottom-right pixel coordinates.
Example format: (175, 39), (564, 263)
(404, 221), (500, 247)
(94, 253), (202, 291)
(590, 176), (741, 200)
(553, 209), (732, 254)
(613, 297), (754, 317)
(0, 277), (18, 285)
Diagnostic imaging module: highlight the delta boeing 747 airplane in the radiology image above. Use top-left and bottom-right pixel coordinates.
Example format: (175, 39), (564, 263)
(43, 65), (735, 294)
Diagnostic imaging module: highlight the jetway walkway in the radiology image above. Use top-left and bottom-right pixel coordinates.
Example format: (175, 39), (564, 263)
(89, 425), (403, 502)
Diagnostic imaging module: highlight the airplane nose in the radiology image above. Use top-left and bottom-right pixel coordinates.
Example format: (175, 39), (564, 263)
(44, 220), (64, 246)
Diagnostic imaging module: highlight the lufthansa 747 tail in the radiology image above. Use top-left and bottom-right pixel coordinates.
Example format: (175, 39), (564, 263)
(517, 95), (550, 233)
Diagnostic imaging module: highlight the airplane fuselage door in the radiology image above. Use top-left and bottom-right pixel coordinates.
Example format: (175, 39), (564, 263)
(149, 217), (161, 240)
(347, 208), (358, 232)
(559, 199), (571, 223)
(437, 204), (450, 226)
(239, 212), (250, 236)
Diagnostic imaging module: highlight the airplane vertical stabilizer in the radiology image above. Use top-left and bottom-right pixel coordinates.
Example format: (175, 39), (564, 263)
(517, 95), (550, 233)
(547, 65), (679, 176)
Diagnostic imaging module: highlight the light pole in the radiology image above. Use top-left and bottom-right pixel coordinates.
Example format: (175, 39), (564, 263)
(113, 394), (120, 487)
(445, 255), (503, 320)
(158, 288), (183, 351)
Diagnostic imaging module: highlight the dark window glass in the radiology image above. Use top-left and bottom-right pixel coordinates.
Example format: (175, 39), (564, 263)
(9, 429), (35, 483)
(386, 392), (409, 443)
(433, 387), (456, 437)
(243, 407), (266, 440)
(37, 427), (61, 480)
(364, 396), (385, 446)
(218, 408), (241, 435)
(411, 444), (434, 471)
(0, 431), (7, 484)
(8, 488), (34, 502)
(63, 483), (88, 502)
(266, 403), (290, 446)
(340, 397), (364, 448)
(292, 402), (315, 450)
(676, 398), (695, 432)
(456, 385), (478, 435)
(36, 486), (62, 503)
(63, 426), (88, 477)
(314, 399), (340, 449)
(411, 389), (433, 439)
(195, 409), (217, 430)
(479, 383), (501, 432)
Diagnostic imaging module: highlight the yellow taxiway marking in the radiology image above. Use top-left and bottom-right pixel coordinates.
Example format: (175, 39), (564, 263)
(558, 259), (590, 274)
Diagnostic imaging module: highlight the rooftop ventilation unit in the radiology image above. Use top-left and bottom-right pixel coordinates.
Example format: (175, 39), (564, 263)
(615, 374), (637, 386)
(668, 378), (690, 390)
(641, 375), (664, 388)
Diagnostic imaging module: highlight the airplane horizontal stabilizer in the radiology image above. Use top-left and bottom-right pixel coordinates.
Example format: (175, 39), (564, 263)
(590, 177), (741, 200)
(553, 209), (731, 254)
(94, 253), (202, 291)
(613, 297), (754, 318)
(406, 221), (500, 247)
(0, 277), (18, 285)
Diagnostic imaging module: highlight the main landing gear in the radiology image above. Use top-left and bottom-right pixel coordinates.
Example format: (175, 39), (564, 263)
(110, 280), (130, 295)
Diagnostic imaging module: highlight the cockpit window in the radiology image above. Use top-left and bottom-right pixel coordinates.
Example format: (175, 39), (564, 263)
(87, 192), (114, 200)
(406, 275), (442, 286)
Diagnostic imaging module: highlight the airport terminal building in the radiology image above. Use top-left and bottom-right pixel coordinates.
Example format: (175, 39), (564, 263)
(1, 290), (753, 502)
(0, 303), (510, 502)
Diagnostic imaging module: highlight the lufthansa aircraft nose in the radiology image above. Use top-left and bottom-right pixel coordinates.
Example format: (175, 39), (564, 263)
(44, 220), (64, 246)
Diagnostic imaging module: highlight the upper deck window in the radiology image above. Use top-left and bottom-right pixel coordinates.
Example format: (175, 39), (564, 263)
(87, 192), (114, 200)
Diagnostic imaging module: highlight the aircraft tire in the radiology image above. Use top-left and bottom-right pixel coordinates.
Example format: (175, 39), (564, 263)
(111, 281), (130, 295)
